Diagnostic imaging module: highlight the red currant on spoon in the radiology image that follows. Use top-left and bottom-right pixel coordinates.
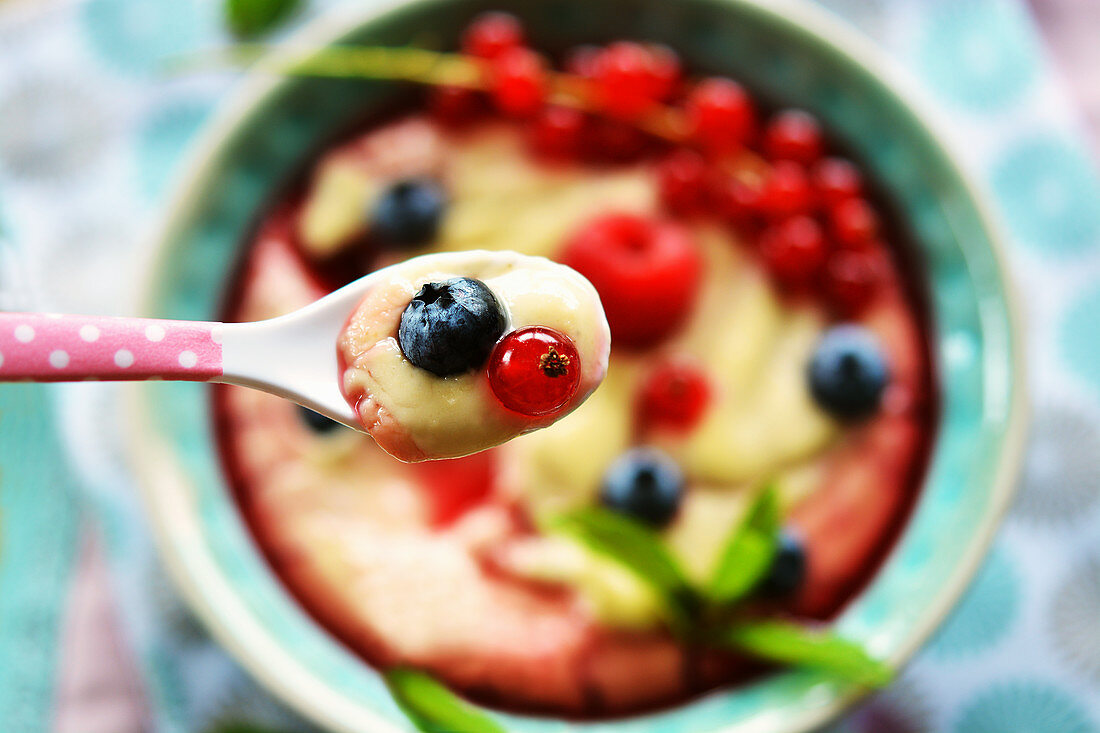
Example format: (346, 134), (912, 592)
(488, 326), (581, 416)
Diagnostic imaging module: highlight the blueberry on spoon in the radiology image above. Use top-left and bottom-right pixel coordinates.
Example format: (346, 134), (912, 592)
(398, 277), (507, 376)
(808, 325), (889, 420)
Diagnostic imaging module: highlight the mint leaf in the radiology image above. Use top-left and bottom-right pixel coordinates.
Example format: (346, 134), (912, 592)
(707, 484), (781, 605)
(550, 508), (699, 629)
(225, 0), (301, 39)
(208, 725), (289, 733)
(384, 668), (505, 733)
(716, 620), (893, 688)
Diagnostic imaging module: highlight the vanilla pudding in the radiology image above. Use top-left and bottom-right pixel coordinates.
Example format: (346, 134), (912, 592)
(338, 250), (610, 461)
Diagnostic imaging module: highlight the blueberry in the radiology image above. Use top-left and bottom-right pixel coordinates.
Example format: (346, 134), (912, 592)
(370, 177), (447, 248)
(757, 529), (807, 597)
(398, 277), (507, 376)
(599, 448), (684, 528)
(297, 405), (343, 434)
(808, 325), (889, 420)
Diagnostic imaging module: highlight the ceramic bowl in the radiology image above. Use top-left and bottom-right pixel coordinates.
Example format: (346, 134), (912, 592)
(127, 0), (1027, 731)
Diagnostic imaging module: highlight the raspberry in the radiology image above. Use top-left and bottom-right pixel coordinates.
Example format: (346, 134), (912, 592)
(561, 213), (701, 348)
(685, 78), (755, 154)
(764, 109), (824, 164)
(489, 47), (548, 117)
(462, 12), (524, 59)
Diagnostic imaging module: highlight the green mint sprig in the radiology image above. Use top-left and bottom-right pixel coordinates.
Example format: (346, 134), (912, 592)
(549, 484), (893, 689)
(175, 43), (684, 142)
(550, 506), (700, 631)
(383, 668), (505, 733)
(707, 485), (782, 605)
(714, 620), (894, 689)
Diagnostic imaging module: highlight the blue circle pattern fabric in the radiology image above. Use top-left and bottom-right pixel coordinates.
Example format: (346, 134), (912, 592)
(915, 0), (1039, 113)
(991, 136), (1100, 256)
(925, 543), (1019, 660)
(0, 0), (1099, 731)
(1061, 286), (1100, 391)
(80, 0), (211, 75)
(135, 99), (215, 200)
(953, 681), (1097, 733)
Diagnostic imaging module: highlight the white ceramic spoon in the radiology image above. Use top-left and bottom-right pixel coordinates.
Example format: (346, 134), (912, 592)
(0, 257), (434, 430)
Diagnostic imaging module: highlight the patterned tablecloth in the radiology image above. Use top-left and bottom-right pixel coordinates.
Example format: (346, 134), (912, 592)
(1, 1), (1100, 731)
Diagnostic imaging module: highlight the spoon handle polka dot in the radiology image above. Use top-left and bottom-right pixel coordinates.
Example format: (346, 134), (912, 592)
(0, 312), (222, 382)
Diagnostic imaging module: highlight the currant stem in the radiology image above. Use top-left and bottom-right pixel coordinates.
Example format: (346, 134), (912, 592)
(206, 44), (768, 177)
(219, 43), (681, 141)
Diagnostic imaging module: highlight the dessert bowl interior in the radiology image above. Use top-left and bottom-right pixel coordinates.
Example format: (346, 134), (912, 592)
(128, 0), (1026, 731)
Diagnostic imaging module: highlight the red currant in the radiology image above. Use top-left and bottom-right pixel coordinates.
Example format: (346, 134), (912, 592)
(593, 42), (665, 119)
(489, 47), (548, 118)
(822, 249), (882, 317)
(760, 160), (814, 219)
(584, 117), (649, 162)
(462, 12), (524, 59)
(561, 213), (701, 348)
(488, 327), (581, 416)
(764, 109), (824, 164)
(565, 44), (602, 78)
(685, 78), (756, 154)
(656, 149), (710, 216)
(759, 215), (827, 288)
(812, 157), (862, 208)
(646, 44), (681, 101)
(638, 357), (711, 432)
(716, 176), (764, 229)
(429, 85), (483, 127)
(829, 197), (880, 248)
(529, 106), (586, 160)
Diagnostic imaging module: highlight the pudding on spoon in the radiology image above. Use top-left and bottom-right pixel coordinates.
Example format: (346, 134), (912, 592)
(338, 249), (611, 462)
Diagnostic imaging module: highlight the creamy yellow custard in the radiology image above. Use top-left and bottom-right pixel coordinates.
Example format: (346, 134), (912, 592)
(338, 250), (610, 461)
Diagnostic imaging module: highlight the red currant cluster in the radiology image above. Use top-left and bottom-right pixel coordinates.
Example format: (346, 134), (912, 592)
(431, 13), (680, 162)
(658, 126), (888, 319)
(431, 12), (890, 319)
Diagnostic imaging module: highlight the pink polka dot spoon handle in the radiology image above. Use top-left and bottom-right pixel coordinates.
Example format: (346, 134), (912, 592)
(0, 312), (222, 382)
(0, 251), (524, 433)
(0, 250), (385, 430)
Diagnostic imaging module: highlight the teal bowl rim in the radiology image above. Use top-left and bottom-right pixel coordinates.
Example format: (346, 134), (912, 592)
(126, 0), (1028, 731)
